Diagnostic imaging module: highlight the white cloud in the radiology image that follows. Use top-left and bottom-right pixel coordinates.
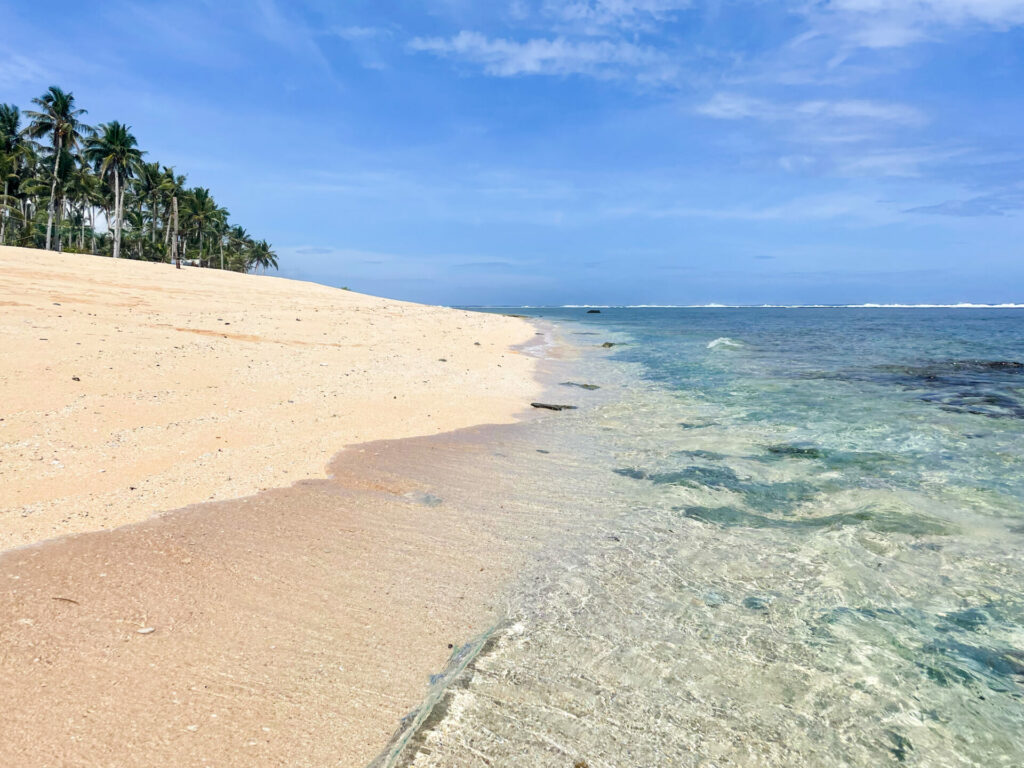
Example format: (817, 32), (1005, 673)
(608, 193), (895, 222)
(0, 53), (50, 89)
(797, 99), (926, 125)
(808, 0), (1024, 52)
(695, 93), (774, 119)
(335, 26), (391, 41)
(697, 93), (926, 126)
(828, 0), (1024, 27)
(409, 30), (672, 79)
(547, 0), (694, 31)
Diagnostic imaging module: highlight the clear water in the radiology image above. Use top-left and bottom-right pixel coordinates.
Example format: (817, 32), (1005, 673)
(381, 309), (1024, 767)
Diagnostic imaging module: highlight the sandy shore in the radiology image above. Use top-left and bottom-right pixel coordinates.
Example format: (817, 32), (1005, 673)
(0, 246), (559, 766)
(0, 246), (539, 551)
(1, 425), (572, 767)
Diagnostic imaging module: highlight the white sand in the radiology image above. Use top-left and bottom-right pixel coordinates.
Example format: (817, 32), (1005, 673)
(0, 246), (540, 550)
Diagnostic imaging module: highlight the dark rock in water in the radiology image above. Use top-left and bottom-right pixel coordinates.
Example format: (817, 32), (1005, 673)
(536, 449), (550, 454)
(561, 381), (601, 390)
(743, 596), (771, 611)
(766, 443), (826, 459)
(601, 342), (616, 348)
(502, 313), (528, 318)
(942, 607), (990, 631)
(703, 592), (726, 607)
(887, 731), (912, 763)
(972, 360), (1023, 369)
(675, 449), (727, 461)
(613, 468), (649, 480)
(807, 359), (1024, 420)
(924, 637), (1024, 685)
(531, 402), (578, 411)
(681, 504), (953, 536)
(586, 309), (602, 314)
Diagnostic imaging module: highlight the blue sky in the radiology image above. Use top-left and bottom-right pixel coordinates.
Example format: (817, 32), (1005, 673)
(3, 0), (1023, 305)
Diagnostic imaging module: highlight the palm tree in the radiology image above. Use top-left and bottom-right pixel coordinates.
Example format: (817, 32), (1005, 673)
(0, 104), (24, 246)
(65, 160), (102, 252)
(157, 166), (187, 266)
(24, 87), (89, 251)
(250, 239), (278, 273)
(5, 88), (279, 271)
(182, 187), (227, 267)
(84, 121), (143, 259)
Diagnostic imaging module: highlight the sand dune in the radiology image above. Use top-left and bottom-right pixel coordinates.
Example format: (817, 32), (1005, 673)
(0, 246), (539, 550)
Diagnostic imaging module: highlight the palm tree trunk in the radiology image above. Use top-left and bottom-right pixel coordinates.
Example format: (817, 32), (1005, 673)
(89, 206), (97, 254)
(45, 133), (61, 251)
(172, 195), (180, 269)
(113, 169), (122, 259)
(1, 178), (7, 245)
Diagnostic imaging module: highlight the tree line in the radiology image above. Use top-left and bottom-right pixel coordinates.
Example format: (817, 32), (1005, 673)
(0, 86), (277, 272)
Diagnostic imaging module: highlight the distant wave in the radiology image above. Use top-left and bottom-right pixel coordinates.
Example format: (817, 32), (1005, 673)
(463, 303), (1024, 310)
(707, 337), (744, 350)
(551, 304), (1024, 309)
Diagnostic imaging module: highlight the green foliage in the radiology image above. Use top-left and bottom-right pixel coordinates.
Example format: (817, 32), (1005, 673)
(0, 87), (278, 272)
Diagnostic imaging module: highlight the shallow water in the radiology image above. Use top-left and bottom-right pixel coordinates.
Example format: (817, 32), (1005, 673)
(377, 309), (1024, 767)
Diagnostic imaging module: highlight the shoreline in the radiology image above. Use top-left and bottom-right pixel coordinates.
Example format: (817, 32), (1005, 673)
(0, 246), (587, 765)
(0, 416), (580, 767)
(0, 245), (541, 552)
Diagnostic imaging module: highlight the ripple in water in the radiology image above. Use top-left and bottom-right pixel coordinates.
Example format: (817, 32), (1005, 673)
(376, 308), (1024, 767)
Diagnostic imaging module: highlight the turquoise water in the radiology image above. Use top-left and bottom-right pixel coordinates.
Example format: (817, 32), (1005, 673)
(385, 309), (1024, 767)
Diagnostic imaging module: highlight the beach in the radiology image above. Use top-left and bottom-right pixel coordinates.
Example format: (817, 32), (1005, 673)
(0, 246), (548, 766)
(0, 246), (539, 550)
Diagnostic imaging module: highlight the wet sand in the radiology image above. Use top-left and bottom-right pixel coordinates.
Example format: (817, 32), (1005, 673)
(0, 246), (563, 765)
(0, 424), (568, 767)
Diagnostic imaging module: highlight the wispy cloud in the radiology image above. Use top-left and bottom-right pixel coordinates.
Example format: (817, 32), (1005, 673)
(0, 52), (50, 89)
(607, 193), (896, 223)
(543, 0), (694, 32)
(408, 30), (674, 80)
(804, 0), (1024, 55)
(906, 187), (1024, 216)
(696, 93), (926, 126)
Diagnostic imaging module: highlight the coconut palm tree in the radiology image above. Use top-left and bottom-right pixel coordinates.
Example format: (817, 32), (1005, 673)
(64, 159), (103, 252)
(84, 121), (143, 259)
(24, 87), (89, 251)
(250, 239), (278, 273)
(0, 104), (24, 245)
(6, 88), (279, 271)
(182, 187), (227, 267)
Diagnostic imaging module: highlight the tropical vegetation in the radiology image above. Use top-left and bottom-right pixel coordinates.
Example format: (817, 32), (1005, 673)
(0, 86), (278, 273)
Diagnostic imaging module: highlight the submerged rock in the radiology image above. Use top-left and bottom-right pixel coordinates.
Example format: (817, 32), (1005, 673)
(561, 381), (601, 390)
(742, 596), (771, 611)
(530, 402), (578, 411)
(766, 443), (826, 459)
(601, 342), (616, 348)
(586, 309), (601, 314)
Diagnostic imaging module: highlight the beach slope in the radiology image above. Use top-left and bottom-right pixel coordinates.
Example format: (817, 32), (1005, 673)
(0, 246), (538, 550)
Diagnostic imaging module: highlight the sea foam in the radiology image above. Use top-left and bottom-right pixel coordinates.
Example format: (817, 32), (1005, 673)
(707, 337), (743, 349)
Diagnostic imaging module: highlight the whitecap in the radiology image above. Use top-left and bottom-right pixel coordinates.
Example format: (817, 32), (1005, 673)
(707, 337), (743, 350)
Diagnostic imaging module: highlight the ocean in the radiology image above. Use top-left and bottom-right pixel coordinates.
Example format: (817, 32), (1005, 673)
(375, 308), (1024, 767)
